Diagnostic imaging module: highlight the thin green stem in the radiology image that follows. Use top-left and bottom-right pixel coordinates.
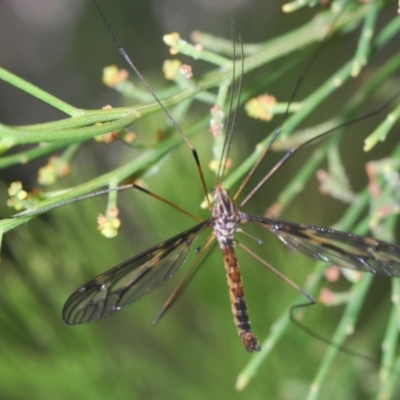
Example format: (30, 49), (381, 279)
(306, 275), (373, 400)
(1, 117), (207, 233)
(0, 67), (80, 116)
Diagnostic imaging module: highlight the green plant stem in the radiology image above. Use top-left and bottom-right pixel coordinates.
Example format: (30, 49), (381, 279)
(377, 285), (400, 400)
(0, 140), (88, 168)
(0, 67), (80, 116)
(0, 117), (207, 234)
(0, 5), (368, 150)
(350, 0), (379, 77)
(306, 274), (373, 400)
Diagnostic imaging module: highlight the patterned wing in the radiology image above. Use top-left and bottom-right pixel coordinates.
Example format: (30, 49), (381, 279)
(63, 221), (210, 325)
(247, 214), (400, 277)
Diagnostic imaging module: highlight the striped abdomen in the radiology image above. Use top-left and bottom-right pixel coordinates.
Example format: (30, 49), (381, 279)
(221, 242), (260, 353)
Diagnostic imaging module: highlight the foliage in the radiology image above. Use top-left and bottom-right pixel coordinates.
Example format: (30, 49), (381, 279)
(1, 0), (400, 399)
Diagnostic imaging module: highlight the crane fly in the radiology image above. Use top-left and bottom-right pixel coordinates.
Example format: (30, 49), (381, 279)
(63, 1), (400, 353)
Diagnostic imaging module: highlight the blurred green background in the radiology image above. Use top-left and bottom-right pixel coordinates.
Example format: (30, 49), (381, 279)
(1, 1), (400, 399)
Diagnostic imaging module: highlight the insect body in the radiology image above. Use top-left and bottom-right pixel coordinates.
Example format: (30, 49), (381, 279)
(212, 186), (260, 352)
(63, 179), (400, 352)
(62, 0), (400, 353)
(63, 184), (263, 352)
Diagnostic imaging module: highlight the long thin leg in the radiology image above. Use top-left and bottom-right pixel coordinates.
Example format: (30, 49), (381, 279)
(152, 235), (216, 325)
(15, 183), (203, 223)
(237, 241), (315, 303)
(92, 0), (211, 208)
(239, 89), (400, 207)
(233, 8), (347, 203)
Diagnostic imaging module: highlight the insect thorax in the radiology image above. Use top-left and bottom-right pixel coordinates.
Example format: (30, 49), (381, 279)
(212, 186), (247, 246)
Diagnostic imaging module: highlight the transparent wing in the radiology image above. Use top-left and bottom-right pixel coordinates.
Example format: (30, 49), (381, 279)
(63, 221), (210, 325)
(247, 214), (400, 277)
